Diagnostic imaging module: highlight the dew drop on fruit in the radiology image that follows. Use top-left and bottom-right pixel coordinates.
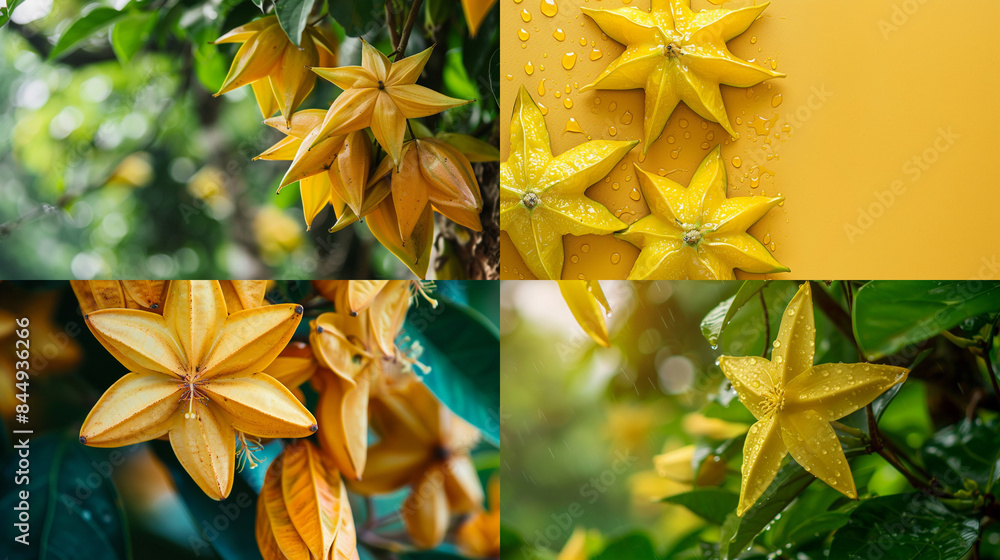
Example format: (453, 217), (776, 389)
(540, 0), (558, 17)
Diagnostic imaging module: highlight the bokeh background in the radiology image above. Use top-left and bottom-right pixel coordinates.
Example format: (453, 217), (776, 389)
(0, 0), (499, 279)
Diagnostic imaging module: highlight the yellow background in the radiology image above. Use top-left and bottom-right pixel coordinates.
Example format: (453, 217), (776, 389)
(500, 0), (1000, 280)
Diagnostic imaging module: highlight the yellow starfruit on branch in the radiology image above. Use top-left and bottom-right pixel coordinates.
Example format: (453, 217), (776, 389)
(718, 282), (909, 516)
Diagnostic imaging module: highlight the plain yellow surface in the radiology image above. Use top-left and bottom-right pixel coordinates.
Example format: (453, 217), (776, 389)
(500, 0), (1000, 280)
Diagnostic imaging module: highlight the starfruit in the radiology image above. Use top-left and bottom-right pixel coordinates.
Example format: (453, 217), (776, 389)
(215, 16), (338, 124)
(558, 280), (611, 347)
(78, 280), (317, 500)
(72, 280), (168, 314)
(310, 41), (472, 168)
(456, 475), (501, 558)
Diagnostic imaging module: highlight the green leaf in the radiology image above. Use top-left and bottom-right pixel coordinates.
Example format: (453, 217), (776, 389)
(251, 0), (265, 12)
(701, 280), (767, 347)
(662, 488), (739, 525)
(0, 435), (129, 560)
(593, 533), (658, 560)
(403, 297), (500, 446)
(718, 459), (816, 560)
(193, 25), (228, 92)
(829, 494), (979, 560)
(111, 11), (157, 64)
(327, 0), (379, 38)
(150, 440), (263, 560)
(274, 0), (317, 46)
(49, 7), (125, 60)
(852, 281), (1000, 359)
(922, 418), (1000, 493)
(0, 0), (25, 27)
(784, 511), (850, 545)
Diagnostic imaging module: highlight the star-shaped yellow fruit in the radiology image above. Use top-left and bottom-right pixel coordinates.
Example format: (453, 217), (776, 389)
(718, 282), (909, 516)
(501, 86), (635, 280)
(79, 281), (317, 500)
(558, 280), (611, 347)
(616, 145), (786, 280)
(581, 0), (783, 151)
(310, 41), (473, 168)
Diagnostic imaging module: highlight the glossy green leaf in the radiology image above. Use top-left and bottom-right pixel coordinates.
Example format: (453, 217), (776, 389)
(829, 494), (979, 560)
(50, 7), (125, 60)
(852, 281), (1000, 359)
(0, 0), (25, 27)
(922, 418), (1000, 493)
(274, 0), (316, 46)
(701, 280), (767, 347)
(0, 435), (129, 560)
(662, 488), (739, 525)
(111, 11), (157, 64)
(327, 0), (379, 39)
(403, 297), (500, 446)
(593, 533), (657, 560)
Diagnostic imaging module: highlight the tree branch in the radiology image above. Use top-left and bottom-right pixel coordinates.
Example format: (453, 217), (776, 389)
(392, 0), (425, 60)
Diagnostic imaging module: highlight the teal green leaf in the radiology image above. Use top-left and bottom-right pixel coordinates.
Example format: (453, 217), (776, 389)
(403, 297), (500, 446)
(0, 435), (129, 560)
(275, 0), (317, 46)
(662, 488), (739, 525)
(327, 0), (379, 38)
(50, 7), (125, 60)
(829, 494), (979, 560)
(852, 281), (1000, 359)
(701, 280), (767, 347)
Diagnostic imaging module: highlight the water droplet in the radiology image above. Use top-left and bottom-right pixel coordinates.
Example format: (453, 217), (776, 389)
(608, 101), (617, 112)
(666, 135), (675, 144)
(590, 48), (603, 60)
(611, 182), (620, 190)
(608, 125), (617, 136)
(773, 340), (781, 348)
(518, 28), (530, 41)
(570, 255), (579, 263)
(732, 156), (742, 168)
(628, 189), (641, 201)
(562, 52), (577, 70)
(565, 85), (571, 94)
(540, 0), (558, 16)
(553, 28), (565, 41)
(610, 252), (621, 264)
(581, 244), (590, 253)
(521, 9), (532, 21)
(763, 233), (771, 244)
(537, 79), (546, 96)
(505, 74), (513, 81)
(524, 61), (534, 75)
(771, 93), (782, 108)
(700, 142), (710, 150)
(563, 98), (573, 109)
(620, 110), (633, 124)
(538, 102), (548, 115)
(670, 148), (680, 159)
(579, 37), (587, 46)
(564, 118), (584, 134)
(683, 131), (691, 139)
(679, 118), (688, 128)
(750, 36), (757, 44)
(770, 59), (778, 70)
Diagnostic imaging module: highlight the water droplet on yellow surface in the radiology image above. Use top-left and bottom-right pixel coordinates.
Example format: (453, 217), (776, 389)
(750, 36), (757, 44)
(565, 85), (571, 94)
(700, 121), (708, 130)
(750, 115), (776, 135)
(553, 28), (565, 41)
(610, 252), (621, 264)
(732, 156), (742, 168)
(621, 110), (633, 124)
(736, 116), (743, 125)
(579, 37), (587, 46)
(628, 189), (641, 201)
(763, 233), (771, 244)
(521, 9), (531, 21)
(589, 48), (603, 61)
(773, 340), (780, 348)
(554, 91), (561, 98)
(683, 131), (691, 139)
(637, 153), (645, 163)
(612, 182), (620, 190)
(670, 148), (680, 159)
(538, 102), (548, 115)
(770, 241), (776, 251)
(608, 125), (617, 136)
(562, 52), (577, 70)
(770, 59), (778, 70)
(518, 28), (530, 41)
(570, 255), (579, 263)
(524, 61), (534, 75)
(540, 0), (557, 17)
(581, 244), (590, 253)
(706, 131), (714, 141)
(657, 168), (666, 176)
(608, 101), (617, 112)
(564, 118), (584, 134)
(771, 93), (782, 107)
(505, 74), (513, 81)
(564, 98), (573, 109)
(679, 118), (688, 128)
(537, 79), (546, 96)
(665, 135), (675, 144)
(700, 142), (710, 150)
